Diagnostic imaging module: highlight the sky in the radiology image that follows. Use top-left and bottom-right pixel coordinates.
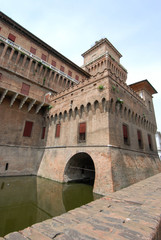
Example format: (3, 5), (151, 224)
(1, 0), (161, 131)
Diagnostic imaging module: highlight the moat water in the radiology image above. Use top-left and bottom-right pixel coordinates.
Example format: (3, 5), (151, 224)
(0, 176), (101, 237)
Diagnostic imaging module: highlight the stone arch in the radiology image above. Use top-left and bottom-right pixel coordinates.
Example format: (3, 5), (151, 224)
(54, 113), (57, 124)
(0, 42), (5, 56)
(68, 108), (73, 120)
(63, 78), (67, 87)
(135, 113), (138, 124)
(128, 109), (131, 121)
(102, 98), (106, 112)
(119, 103), (123, 117)
(59, 76), (63, 86)
(74, 107), (79, 119)
(67, 80), (70, 88)
(94, 100), (99, 113)
(115, 101), (119, 114)
(31, 61), (36, 73)
(64, 152), (95, 186)
(109, 98), (113, 113)
(59, 112), (62, 121)
(124, 107), (127, 119)
(4, 46), (12, 59)
(97, 63), (100, 71)
(11, 50), (18, 62)
(80, 105), (85, 118)
(131, 111), (134, 123)
(55, 74), (59, 83)
(63, 110), (67, 121)
(40, 66), (46, 77)
(145, 119), (148, 129)
(17, 53), (25, 66)
(87, 102), (92, 113)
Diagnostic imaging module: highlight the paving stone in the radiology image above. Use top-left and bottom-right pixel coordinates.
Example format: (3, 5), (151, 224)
(32, 219), (67, 239)
(52, 233), (72, 240)
(20, 227), (52, 240)
(63, 228), (100, 240)
(4, 232), (28, 240)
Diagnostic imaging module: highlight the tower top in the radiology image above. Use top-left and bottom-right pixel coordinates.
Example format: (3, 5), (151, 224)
(82, 38), (122, 66)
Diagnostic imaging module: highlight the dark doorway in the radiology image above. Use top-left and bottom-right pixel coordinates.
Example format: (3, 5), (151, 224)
(64, 152), (95, 186)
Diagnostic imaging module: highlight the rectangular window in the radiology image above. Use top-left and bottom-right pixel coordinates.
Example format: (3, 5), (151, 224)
(8, 33), (16, 42)
(60, 66), (65, 72)
(79, 122), (86, 142)
(137, 130), (143, 149)
(148, 134), (153, 151)
(23, 121), (33, 137)
(41, 54), (47, 61)
(30, 47), (36, 55)
(68, 70), (72, 77)
(41, 127), (46, 139)
(52, 60), (56, 67)
(55, 124), (61, 138)
(75, 75), (79, 81)
(122, 124), (130, 145)
(21, 83), (30, 96)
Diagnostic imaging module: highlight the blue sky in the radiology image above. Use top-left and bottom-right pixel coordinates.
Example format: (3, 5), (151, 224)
(1, 0), (161, 131)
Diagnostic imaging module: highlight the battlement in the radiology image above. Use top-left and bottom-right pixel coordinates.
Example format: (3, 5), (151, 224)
(51, 67), (144, 107)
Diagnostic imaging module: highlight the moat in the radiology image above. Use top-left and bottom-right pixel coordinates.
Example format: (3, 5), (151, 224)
(0, 176), (101, 237)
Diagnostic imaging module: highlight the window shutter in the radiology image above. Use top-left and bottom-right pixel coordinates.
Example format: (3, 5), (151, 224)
(79, 123), (86, 133)
(55, 124), (61, 138)
(41, 54), (47, 61)
(60, 66), (65, 72)
(8, 33), (16, 42)
(52, 60), (56, 67)
(21, 83), (30, 95)
(75, 75), (79, 81)
(23, 121), (33, 137)
(30, 47), (36, 55)
(68, 70), (72, 77)
(41, 127), (46, 139)
(123, 125), (128, 138)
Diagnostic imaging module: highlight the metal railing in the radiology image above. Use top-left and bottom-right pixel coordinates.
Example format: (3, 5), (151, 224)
(0, 34), (79, 84)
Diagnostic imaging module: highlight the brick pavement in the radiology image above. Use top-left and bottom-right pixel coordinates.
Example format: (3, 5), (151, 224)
(2, 173), (161, 239)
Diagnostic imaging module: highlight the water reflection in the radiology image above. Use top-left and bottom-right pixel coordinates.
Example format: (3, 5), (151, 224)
(0, 176), (101, 237)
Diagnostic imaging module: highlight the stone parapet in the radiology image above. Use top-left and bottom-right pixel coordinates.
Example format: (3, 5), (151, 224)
(3, 173), (161, 239)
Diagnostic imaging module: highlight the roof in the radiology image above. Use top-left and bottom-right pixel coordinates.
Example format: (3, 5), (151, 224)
(81, 38), (122, 58)
(0, 11), (90, 78)
(129, 79), (157, 95)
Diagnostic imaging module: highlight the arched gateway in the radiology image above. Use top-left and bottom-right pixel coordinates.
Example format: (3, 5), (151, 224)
(64, 152), (95, 186)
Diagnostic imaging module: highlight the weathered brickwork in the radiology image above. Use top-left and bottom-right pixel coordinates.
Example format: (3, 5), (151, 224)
(0, 11), (161, 196)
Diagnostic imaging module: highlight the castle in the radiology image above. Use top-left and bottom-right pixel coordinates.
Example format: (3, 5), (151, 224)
(0, 11), (160, 195)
